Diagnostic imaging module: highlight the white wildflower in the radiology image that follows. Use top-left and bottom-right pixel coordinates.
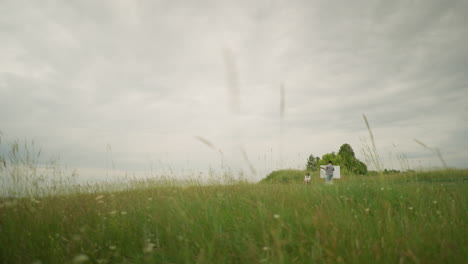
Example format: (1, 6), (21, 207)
(273, 214), (280, 219)
(143, 242), (155, 253)
(72, 254), (89, 264)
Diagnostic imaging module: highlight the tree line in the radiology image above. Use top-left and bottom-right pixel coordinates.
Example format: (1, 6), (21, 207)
(305, 143), (368, 175)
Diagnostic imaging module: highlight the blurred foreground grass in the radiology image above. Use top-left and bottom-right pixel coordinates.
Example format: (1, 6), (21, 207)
(0, 170), (467, 263)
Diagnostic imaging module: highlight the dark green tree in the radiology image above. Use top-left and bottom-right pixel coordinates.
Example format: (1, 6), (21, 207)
(306, 154), (320, 171)
(338, 143), (355, 158)
(337, 143), (367, 174)
(310, 144), (368, 175)
(318, 152), (341, 166)
(338, 143), (355, 173)
(354, 160), (368, 175)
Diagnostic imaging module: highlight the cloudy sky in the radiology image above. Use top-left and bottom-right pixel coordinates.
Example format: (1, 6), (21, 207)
(1, 0), (467, 181)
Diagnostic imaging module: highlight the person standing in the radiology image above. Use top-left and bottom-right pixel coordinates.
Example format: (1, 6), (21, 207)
(320, 161), (334, 184)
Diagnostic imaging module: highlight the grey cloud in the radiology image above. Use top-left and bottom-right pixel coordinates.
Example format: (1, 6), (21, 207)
(1, 0), (467, 175)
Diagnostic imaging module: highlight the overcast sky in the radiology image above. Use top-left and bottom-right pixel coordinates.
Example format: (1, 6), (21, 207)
(1, 0), (467, 181)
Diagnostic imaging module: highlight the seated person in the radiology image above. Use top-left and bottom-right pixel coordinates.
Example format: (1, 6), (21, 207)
(303, 172), (311, 184)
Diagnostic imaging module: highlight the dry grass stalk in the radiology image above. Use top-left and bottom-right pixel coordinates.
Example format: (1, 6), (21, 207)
(362, 114), (383, 172)
(240, 146), (256, 175)
(414, 139), (448, 169)
(194, 136), (217, 151)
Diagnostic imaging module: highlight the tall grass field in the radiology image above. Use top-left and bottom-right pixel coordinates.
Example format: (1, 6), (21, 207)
(0, 169), (467, 263)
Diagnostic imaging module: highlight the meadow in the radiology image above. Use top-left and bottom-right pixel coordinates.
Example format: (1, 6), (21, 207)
(0, 169), (467, 264)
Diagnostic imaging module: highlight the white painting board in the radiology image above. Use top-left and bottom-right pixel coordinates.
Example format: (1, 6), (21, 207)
(320, 166), (341, 179)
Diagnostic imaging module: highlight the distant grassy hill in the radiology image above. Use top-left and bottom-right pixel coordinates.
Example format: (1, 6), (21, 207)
(260, 169), (314, 183)
(260, 168), (468, 184)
